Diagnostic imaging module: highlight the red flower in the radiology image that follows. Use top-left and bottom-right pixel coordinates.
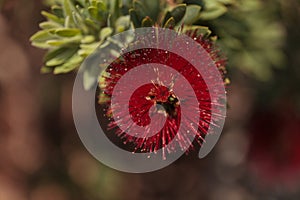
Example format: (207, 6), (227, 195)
(98, 30), (227, 158)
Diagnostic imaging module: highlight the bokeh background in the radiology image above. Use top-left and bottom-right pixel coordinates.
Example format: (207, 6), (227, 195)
(1, 0), (300, 199)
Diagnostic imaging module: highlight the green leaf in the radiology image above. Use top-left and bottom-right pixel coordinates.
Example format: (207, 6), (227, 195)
(217, 0), (236, 4)
(170, 4), (187, 23)
(53, 53), (83, 74)
(115, 15), (130, 32)
(45, 47), (78, 67)
(46, 35), (81, 46)
(183, 25), (212, 37)
(55, 28), (81, 37)
(30, 30), (57, 42)
(100, 27), (113, 41)
(200, 2), (227, 20)
(142, 16), (153, 27)
(39, 21), (62, 29)
(63, 0), (76, 24)
(162, 11), (172, 26)
(76, 0), (86, 7)
(184, 0), (204, 7)
(182, 5), (202, 25)
(133, 0), (146, 20)
(41, 11), (64, 24)
(63, 0), (75, 16)
(79, 42), (101, 57)
(139, 0), (160, 21)
(109, 0), (121, 23)
(88, 6), (98, 19)
(97, 1), (107, 11)
(81, 35), (96, 44)
(31, 42), (52, 49)
(64, 15), (71, 28)
(129, 9), (141, 28)
(163, 17), (175, 28)
(44, 47), (69, 61)
(51, 5), (64, 18)
(73, 12), (90, 34)
(84, 18), (99, 29)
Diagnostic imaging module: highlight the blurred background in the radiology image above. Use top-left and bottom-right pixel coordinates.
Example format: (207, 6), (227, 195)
(1, 0), (300, 199)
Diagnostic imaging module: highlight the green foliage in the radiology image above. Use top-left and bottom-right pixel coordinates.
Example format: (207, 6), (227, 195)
(205, 0), (285, 80)
(199, 0), (233, 20)
(31, 0), (229, 88)
(31, 0), (286, 83)
(30, 0), (131, 75)
(129, 0), (160, 28)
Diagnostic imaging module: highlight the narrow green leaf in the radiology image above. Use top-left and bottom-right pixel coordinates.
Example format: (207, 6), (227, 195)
(109, 0), (121, 23)
(88, 6), (98, 19)
(30, 30), (56, 42)
(97, 1), (106, 11)
(39, 21), (62, 29)
(182, 5), (202, 25)
(115, 15), (130, 32)
(183, 25), (212, 37)
(129, 9), (141, 28)
(45, 47), (78, 66)
(183, 0), (204, 7)
(44, 47), (70, 62)
(91, 0), (98, 7)
(55, 28), (81, 37)
(139, 0), (160, 21)
(217, 0), (236, 4)
(162, 11), (172, 26)
(142, 16), (153, 27)
(51, 5), (64, 18)
(72, 12), (89, 33)
(53, 53), (83, 74)
(199, 3), (227, 20)
(63, 0), (74, 16)
(81, 35), (96, 44)
(64, 15), (71, 28)
(133, 0), (146, 20)
(76, 0), (86, 7)
(163, 17), (176, 28)
(41, 11), (64, 24)
(79, 42), (101, 57)
(46, 36), (81, 46)
(170, 4), (187, 23)
(63, 0), (76, 24)
(84, 18), (99, 30)
(31, 42), (52, 49)
(100, 27), (113, 41)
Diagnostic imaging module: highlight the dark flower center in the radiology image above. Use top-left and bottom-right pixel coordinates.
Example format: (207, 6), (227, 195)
(156, 94), (179, 117)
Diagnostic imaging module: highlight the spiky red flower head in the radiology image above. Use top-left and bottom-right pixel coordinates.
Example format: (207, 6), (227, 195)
(98, 29), (227, 159)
